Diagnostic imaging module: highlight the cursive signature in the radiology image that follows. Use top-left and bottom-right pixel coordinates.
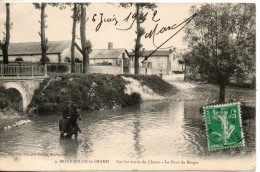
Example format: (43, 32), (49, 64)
(141, 13), (198, 63)
(90, 10), (197, 62)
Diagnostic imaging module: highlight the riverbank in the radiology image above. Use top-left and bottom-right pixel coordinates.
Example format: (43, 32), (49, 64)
(0, 108), (24, 129)
(28, 73), (177, 115)
(166, 80), (255, 120)
(167, 81), (255, 104)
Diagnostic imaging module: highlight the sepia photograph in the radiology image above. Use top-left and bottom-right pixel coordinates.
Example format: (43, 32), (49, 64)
(0, 1), (257, 171)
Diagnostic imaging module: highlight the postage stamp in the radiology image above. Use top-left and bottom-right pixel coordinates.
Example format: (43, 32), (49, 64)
(204, 102), (245, 151)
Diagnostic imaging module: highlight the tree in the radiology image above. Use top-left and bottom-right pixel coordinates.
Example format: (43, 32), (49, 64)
(70, 3), (80, 73)
(184, 3), (255, 103)
(80, 3), (92, 73)
(47, 3), (79, 73)
(0, 3), (11, 64)
(120, 3), (157, 74)
(33, 3), (48, 65)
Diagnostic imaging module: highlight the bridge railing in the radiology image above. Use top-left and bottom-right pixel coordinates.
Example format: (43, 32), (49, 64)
(0, 64), (47, 77)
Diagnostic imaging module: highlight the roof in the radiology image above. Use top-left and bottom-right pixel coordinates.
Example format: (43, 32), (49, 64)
(89, 49), (127, 59)
(0, 40), (72, 56)
(129, 50), (173, 57)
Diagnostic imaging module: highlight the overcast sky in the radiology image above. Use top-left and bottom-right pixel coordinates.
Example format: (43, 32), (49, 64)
(0, 3), (196, 51)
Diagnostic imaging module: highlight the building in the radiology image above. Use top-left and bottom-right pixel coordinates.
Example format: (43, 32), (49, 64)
(0, 40), (82, 63)
(88, 42), (131, 74)
(129, 49), (185, 75)
(0, 40), (184, 75)
(0, 41), (130, 74)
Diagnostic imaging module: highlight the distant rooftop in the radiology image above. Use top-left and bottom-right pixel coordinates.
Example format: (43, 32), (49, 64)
(90, 49), (128, 59)
(0, 40), (72, 56)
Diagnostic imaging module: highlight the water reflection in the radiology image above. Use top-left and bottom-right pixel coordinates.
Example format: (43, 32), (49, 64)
(59, 139), (80, 158)
(132, 106), (145, 159)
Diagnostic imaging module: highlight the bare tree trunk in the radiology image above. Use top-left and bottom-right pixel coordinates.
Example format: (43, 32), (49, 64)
(134, 4), (141, 75)
(2, 3), (10, 64)
(80, 4), (89, 73)
(70, 3), (77, 73)
(184, 64), (187, 81)
(40, 3), (47, 65)
(218, 82), (225, 103)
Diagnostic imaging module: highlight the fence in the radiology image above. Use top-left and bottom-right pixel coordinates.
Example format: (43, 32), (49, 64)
(0, 64), (47, 77)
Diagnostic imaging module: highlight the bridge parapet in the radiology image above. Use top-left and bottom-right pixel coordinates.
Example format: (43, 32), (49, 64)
(0, 64), (48, 112)
(0, 64), (47, 77)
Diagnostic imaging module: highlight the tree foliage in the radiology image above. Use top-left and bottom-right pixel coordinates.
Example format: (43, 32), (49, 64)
(184, 3), (255, 103)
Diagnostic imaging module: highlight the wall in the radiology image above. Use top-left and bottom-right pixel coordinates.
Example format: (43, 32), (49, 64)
(169, 53), (185, 72)
(130, 67), (152, 75)
(132, 56), (169, 74)
(90, 59), (118, 66)
(89, 51), (129, 66)
(89, 65), (121, 75)
(0, 54), (60, 63)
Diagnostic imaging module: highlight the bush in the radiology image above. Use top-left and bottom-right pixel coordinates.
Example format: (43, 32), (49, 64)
(172, 71), (184, 74)
(30, 73), (140, 115)
(0, 86), (8, 109)
(0, 99), (9, 109)
(47, 64), (70, 73)
(29, 73), (177, 115)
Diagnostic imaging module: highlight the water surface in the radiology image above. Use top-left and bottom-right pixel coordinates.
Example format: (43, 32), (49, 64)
(0, 100), (255, 160)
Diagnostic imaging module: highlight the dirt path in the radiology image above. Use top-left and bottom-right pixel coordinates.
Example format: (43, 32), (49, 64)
(164, 77), (255, 104)
(167, 81), (203, 101)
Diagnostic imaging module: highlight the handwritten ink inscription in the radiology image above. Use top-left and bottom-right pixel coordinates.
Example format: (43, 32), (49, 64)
(91, 10), (197, 57)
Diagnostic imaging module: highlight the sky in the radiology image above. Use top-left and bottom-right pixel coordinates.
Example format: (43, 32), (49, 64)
(0, 3), (196, 51)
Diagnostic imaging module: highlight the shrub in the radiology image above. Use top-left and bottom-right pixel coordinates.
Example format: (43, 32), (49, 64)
(0, 99), (9, 109)
(47, 64), (70, 73)
(172, 71), (184, 74)
(30, 73), (140, 114)
(30, 73), (176, 115)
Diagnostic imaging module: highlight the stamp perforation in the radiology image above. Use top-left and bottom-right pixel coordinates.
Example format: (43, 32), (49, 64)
(203, 102), (245, 151)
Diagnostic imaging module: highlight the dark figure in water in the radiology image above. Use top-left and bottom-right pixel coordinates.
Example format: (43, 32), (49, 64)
(59, 102), (82, 138)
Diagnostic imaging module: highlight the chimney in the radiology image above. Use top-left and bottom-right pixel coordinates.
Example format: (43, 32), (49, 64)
(142, 48), (145, 52)
(108, 42), (113, 50)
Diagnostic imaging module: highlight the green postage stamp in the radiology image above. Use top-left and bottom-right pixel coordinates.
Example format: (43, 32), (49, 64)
(204, 102), (245, 151)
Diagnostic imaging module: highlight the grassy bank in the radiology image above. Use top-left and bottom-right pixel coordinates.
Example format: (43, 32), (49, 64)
(120, 74), (176, 96)
(29, 73), (177, 115)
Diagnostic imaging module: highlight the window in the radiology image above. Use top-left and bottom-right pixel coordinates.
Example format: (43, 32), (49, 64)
(147, 62), (152, 68)
(114, 59), (119, 66)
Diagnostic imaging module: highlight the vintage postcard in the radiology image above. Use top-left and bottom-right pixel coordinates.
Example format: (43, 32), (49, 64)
(0, 0), (257, 171)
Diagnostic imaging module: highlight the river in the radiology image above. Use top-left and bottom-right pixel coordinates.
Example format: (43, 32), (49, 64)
(0, 100), (255, 160)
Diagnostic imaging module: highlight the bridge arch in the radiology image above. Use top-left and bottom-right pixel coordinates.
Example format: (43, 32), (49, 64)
(4, 82), (28, 112)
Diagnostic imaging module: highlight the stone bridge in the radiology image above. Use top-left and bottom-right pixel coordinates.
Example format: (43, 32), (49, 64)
(0, 64), (48, 112)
